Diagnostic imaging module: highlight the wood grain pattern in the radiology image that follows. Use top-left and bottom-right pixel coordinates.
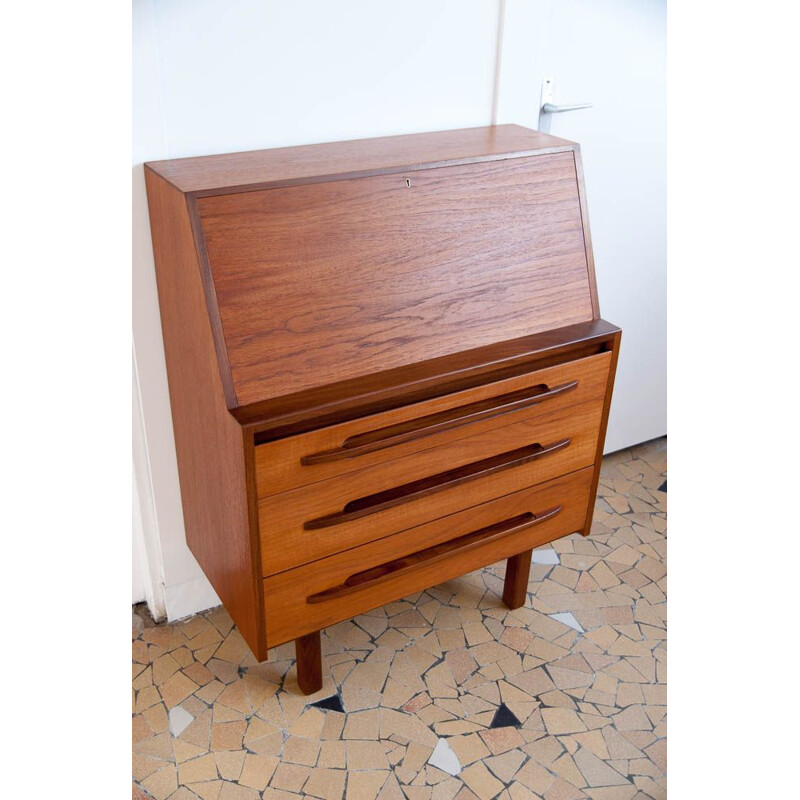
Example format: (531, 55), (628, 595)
(582, 329), (623, 536)
(301, 382), (578, 465)
(572, 146), (600, 319)
(262, 468), (593, 646)
(144, 168), (266, 660)
(258, 398), (603, 575)
(145, 124), (575, 195)
(143, 124), (620, 676)
(240, 319), (619, 433)
(503, 549), (534, 610)
(254, 352), (611, 497)
(306, 509), (559, 603)
(295, 631), (322, 695)
(303, 439), (571, 530)
(199, 153), (594, 406)
(185, 196), (237, 407)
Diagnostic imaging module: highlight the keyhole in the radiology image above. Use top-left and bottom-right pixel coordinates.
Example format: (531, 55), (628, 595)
(405, 178), (411, 188)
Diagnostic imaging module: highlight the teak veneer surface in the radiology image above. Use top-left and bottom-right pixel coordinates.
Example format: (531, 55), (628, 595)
(146, 124), (574, 194)
(240, 318), (618, 433)
(262, 468), (593, 646)
(198, 152), (593, 406)
(259, 398), (603, 576)
(144, 170), (266, 660)
(144, 124), (620, 676)
(255, 352), (611, 497)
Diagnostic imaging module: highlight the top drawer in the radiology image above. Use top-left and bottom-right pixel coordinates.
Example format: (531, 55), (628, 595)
(254, 351), (611, 497)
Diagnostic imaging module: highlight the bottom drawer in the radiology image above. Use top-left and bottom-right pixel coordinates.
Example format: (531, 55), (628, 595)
(262, 467), (593, 647)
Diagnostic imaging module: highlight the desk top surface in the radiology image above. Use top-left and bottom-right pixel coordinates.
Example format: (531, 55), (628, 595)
(145, 125), (576, 195)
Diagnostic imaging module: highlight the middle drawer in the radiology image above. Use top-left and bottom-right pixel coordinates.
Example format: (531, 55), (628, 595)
(259, 397), (603, 576)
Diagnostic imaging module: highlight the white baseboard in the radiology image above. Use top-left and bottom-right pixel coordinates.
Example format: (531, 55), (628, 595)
(165, 574), (221, 622)
(132, 348), (167, 621)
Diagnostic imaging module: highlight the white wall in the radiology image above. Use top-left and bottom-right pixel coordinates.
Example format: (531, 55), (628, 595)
(133, 0), (666, 621)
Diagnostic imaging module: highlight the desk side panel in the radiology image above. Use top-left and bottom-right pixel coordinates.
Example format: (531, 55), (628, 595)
(582, 330), (622, 536)
(144, 169), (266, 659)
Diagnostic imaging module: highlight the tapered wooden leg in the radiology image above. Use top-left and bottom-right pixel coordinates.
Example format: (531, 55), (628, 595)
(503, 549), (533, 610)
(296, 631), (322, 695)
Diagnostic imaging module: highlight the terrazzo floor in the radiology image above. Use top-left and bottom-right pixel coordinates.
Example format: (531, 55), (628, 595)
(133, 437), (666, 800)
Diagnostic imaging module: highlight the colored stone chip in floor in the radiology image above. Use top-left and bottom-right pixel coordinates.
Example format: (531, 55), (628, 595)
(133, 437), (667, 799)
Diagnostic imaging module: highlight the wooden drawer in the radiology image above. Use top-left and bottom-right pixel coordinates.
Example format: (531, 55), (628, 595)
(254, 351), (611, 497)
(262, 467), (593, 647)
(258, 397), (603, 575)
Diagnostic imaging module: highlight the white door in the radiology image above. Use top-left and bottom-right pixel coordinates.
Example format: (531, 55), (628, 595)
(498, 0), (667, 452)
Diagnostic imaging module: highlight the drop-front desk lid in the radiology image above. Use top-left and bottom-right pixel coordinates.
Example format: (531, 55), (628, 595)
(146, 125), (611, 429)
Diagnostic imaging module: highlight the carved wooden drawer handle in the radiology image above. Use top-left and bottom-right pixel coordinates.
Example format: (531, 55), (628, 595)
(303, 438), (571, 530)
(300, 380), (578, 466)
(306, 506), (563, 604)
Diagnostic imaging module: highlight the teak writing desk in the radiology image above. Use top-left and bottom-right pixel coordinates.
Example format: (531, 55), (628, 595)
(145, 124), (620, 694)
